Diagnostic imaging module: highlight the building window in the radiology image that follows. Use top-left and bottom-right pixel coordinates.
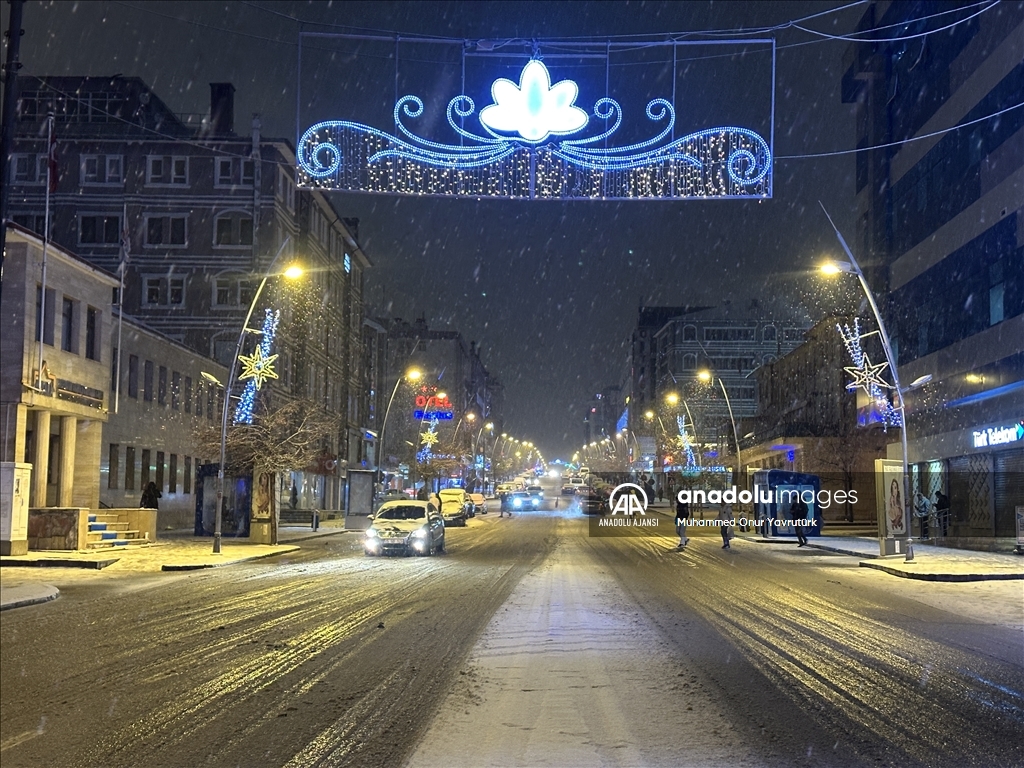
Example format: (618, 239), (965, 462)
(216, 157), (254, 186)
(85, 306), (100, 360)
(762, 325), (776, 342)
(61, 297), (78, 353)
(195, 384), (203, 418)
(683, 325), (697, 341)
(208, 383), (217, 421)
(344, 253), (351, 273)
(108, 444), (119, 489)
(158, 366), (168, 405)
(172, 371), (181, 410)
(147, 155), (188, 185)
(217, 158), (233, 185)
(81, 154), (123, 185)
(172, 157), (187, 185)
(184, 456), (192, 494)
(155, 451), (165, 491)
(184, 376), (193, 413)
(145, 278), (162, 305)
(79, 214), (120, 245)
(141, 449), (151, 487)
(125, 446), (135, 491)
(11, 153), (45, 183)
(145, 215), (187, 246)
(990, 261), (1005, 326)
(35, 286), (55, 345)
(169, 453), (178, 494)
(170, 278), (184, 305)
(111, 346), (119, 389)
(12, 213), (46, 237)
(143, 276), (186, 306)
(214, 214), (253, 246)
(128, 355), (139, 398)
(144, 360), (154, 402)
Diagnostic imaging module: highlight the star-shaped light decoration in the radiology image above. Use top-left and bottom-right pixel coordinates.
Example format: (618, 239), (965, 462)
(238, 345), (279, 390)
(844, 356), (890, 393)
(420, 429), (439, 448)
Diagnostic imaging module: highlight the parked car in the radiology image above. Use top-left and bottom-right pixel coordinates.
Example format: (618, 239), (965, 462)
(437, 488), (471, 526)
(561, 482), (578, 495)
(364, 501), (445, 556)
(469, 492), (487, 515)
(502, 490), (540, 512)
(374, 488), (408, 510)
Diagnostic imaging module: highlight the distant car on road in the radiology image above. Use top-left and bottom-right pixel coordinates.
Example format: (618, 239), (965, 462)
(526, 485), (544, 499)
(364, 501), (445, 556)
(561, 482), (577, 495)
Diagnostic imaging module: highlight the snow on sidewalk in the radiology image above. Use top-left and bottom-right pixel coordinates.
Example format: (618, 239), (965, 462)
(408, 535), (760, 767)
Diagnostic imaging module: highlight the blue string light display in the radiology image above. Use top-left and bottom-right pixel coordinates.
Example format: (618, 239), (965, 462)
(417, 417), (440, 464)
(676, 415), (698, 469)
(297, 59), (771, 200)
(234, 308), (281, 425)
(837, 318), (902, 429)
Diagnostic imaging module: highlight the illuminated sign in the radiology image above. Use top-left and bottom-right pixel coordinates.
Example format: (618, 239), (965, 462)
(972, 421), (1024, 449)
(297, 59), (772, 200)
(412, 390), (454, 421)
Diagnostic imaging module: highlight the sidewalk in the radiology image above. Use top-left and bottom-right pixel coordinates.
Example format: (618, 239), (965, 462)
(645, 503), (1024, 582)
(0, 520), (349, 610)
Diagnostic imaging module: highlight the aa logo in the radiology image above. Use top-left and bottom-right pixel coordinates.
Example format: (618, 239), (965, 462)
(609, 483), (648, 516)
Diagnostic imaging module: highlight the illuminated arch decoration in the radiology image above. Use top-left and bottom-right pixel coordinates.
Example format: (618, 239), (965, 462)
(297, 59), (771, 200)
(234, 308), (280, 425)
(837, 318), (901, 430)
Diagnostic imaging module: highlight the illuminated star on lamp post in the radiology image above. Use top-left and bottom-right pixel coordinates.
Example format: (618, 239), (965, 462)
(420, 429), (439, 448)
(238, 346), (279, 390)
(844, 356), (890, 393)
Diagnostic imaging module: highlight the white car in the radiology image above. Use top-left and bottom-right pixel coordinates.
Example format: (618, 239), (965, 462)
(364, 501), (445, 557)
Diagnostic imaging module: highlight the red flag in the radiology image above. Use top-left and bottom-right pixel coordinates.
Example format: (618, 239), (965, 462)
(47, 131), (58, 194)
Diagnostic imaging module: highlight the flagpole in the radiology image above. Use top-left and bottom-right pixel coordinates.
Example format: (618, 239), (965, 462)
(36, 112), (53, 392)
(115, 203), (128, 414)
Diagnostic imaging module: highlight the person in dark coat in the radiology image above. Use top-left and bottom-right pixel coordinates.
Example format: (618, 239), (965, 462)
(675, 497), (690, 548)
(140, 481), (161, 509)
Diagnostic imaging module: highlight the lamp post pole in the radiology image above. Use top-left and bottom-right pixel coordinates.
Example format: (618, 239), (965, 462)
(820, 203), (910, 551)
(377, 363), (421, 488)
(215, 238), (296, 554)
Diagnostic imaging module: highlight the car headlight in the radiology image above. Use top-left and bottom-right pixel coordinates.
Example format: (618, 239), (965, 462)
(412, 527), (428, 538)
(366, 528), (379, 538)
(513, 498), (523, 507)
(532, 498), (540, 506)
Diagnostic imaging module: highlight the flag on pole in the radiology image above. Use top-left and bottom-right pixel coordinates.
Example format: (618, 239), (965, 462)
(47, 129), (59, 194)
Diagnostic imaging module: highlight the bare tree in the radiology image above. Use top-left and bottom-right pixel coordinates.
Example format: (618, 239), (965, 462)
(194, 397), (342, 476)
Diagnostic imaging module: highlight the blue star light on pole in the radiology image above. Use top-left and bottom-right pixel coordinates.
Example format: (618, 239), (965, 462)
(234, 308), (280, 425)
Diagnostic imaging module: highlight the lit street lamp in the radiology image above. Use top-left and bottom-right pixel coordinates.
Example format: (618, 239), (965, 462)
(696, 368), (742, 489)
(377, 367), (423, 485)
(215, 239), (303, 554)
(819, 203), (930, 553)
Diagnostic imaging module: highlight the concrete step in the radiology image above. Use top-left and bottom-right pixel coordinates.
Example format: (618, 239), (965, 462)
(87, 529), (143, 543)
(86, 536), (148, 549)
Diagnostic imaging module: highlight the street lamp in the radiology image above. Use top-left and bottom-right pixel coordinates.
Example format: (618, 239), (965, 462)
(377, 367), (423, 486)
(696, 368), (742, 489)
(819, 203), (919, 551)
(215, 238), (303, 554)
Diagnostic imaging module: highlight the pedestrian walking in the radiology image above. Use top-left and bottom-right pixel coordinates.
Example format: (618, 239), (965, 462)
(140, 481), (161, 510)
(675, 497), (690, 549)
(791, 498), (809, 546)
(718, 504), (732, 549)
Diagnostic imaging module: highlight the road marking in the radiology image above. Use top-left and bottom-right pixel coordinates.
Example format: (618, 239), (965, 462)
(0, 730), (42, 752)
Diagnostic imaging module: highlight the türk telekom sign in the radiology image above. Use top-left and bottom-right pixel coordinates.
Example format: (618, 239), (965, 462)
(971, 420), (1024, 449)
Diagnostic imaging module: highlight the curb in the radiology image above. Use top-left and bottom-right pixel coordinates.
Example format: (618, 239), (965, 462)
(0, 557), (120, 570)
(0, 585), (60, 611)
(160, 545), (301, 571)
(746, 537), (881, 560)
(279, 529), (349, 544)
(858, 561), (1024, 582)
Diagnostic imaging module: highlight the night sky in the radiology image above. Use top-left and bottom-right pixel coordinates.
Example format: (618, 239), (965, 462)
(11, 1), (873, 457)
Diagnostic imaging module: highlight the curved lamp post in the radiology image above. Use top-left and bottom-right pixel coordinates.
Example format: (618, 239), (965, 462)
(377, 367), (422, 485)
(819, 203), (930, 553)
(696, 369), (742, 487)
(215, 239), (303, 554)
